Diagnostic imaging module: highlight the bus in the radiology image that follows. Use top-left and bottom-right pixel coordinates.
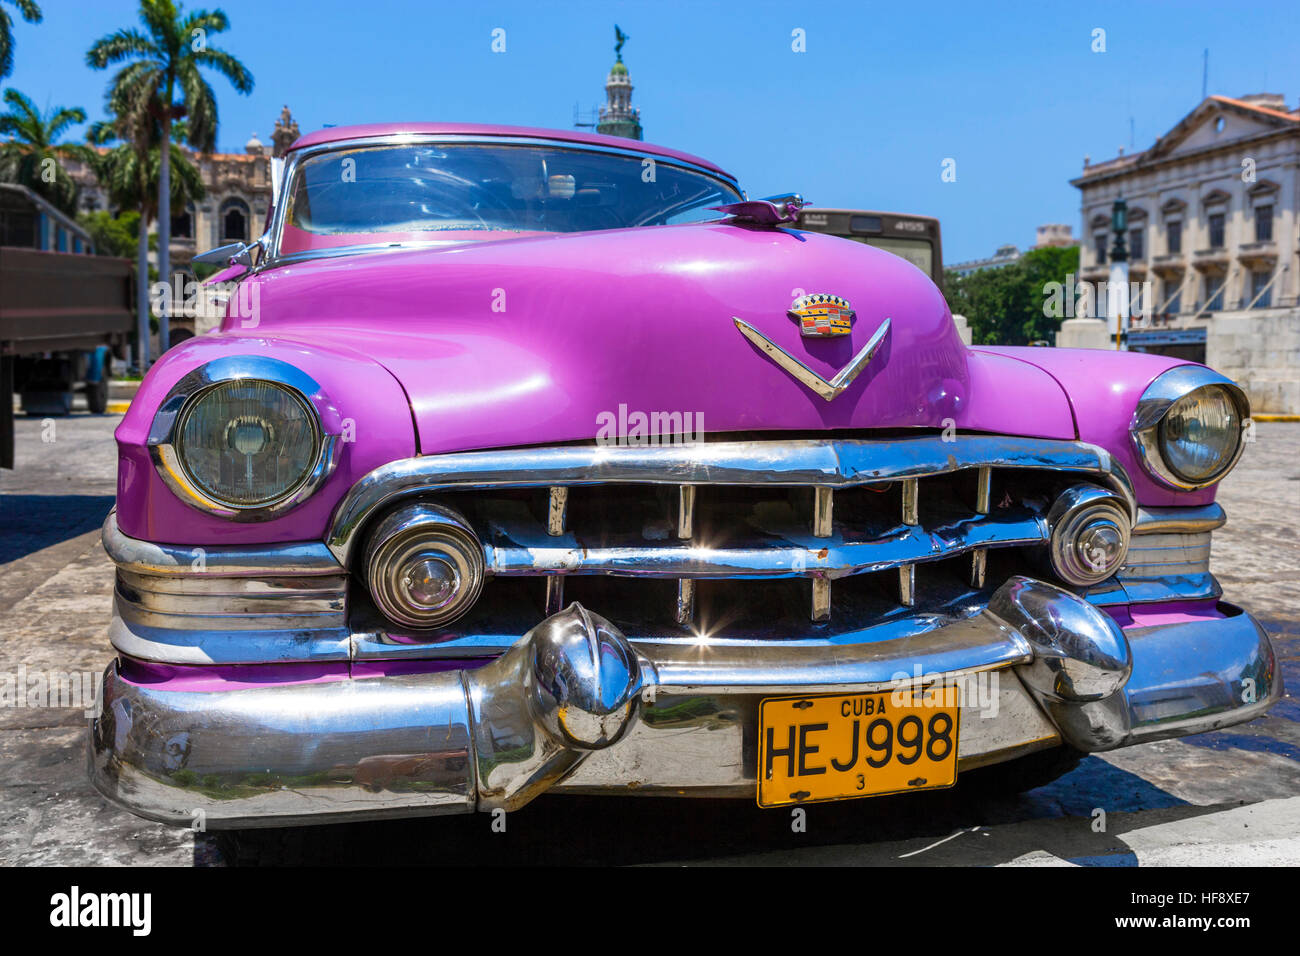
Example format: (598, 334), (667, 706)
(796, 208), (944, 291)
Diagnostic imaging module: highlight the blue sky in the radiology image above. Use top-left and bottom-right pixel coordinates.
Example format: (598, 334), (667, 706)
(6, 0), (1299, 262)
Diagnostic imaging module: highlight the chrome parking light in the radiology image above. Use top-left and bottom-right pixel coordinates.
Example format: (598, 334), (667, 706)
(1046, 483), (1132, 587)
(364, 502), (486, 629)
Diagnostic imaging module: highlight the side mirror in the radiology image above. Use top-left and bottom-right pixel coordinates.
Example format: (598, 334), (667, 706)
(192, 241), (255, 267)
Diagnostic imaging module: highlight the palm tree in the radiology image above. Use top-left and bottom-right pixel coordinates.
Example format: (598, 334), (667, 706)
(89, 101), (204, 369)
(0, 87), (94, 214)
(87, 0), (252, 351)
(0, 0), (42, 80)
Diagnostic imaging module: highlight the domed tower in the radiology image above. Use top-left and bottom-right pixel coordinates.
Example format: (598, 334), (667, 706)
(596, 25), (642, 141)
(271, 106), (301, 158)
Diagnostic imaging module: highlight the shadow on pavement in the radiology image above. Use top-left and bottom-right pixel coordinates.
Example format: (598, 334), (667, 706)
(0, 494), (114, 565)
(204, 756), (1205, 866)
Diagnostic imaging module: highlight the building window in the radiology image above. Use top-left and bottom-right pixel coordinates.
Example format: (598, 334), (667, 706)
(1093, 233), (1107, 264)
(1163, 278), (1182, 317)
(171, 203), (193, 239)
(1129, 227), (1144, 260)
(1255, 204), (1273, 243)
(0, 207), (37, 247)
(1207, 212), (1225, 249)
(1250, 270), (1272, 308)
(1204, 274), (1225, 311)
(221, 200), (249, 243)
(1166, 220), (1182, 254)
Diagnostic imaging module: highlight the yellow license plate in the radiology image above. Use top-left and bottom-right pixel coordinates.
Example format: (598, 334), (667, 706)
(757, 687), (960, 807)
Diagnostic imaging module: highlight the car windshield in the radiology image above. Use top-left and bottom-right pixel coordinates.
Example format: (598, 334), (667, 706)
(281, 142), (741, 249)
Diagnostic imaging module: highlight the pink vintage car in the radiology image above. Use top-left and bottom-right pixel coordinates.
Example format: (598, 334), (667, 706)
(91, 123), (1278, 830)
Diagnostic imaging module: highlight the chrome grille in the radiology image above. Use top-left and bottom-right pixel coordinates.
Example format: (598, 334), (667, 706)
(329, 436), (1136, 632)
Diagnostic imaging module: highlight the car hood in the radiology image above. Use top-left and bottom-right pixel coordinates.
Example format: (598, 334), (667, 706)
(230, 223), (1077, 453)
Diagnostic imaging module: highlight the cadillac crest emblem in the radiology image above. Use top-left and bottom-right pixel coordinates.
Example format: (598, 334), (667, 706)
(789, 294), (854, 337)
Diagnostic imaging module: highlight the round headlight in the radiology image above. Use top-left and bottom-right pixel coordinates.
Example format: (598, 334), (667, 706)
(176, 379), (321, 507)
(1131, 367), (1249, 491)
(1158, 385), (1241, 483)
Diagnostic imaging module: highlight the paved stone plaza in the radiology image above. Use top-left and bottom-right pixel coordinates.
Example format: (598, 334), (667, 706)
(1, 411), (1296, 865)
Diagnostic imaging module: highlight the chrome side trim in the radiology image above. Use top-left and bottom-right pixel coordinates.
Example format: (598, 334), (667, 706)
(104, 512), (351, 664)
(326, 436), (1136, 565)
(108, 611), (352, 664)
(102, 511), (343, 577)
(1121, 532), (1211, 578)
(1083, 502), (1224, 607)
(1134, 503), (1226, 534)
(146, 355), (343, 521)
(1130, 366), (1250, 491)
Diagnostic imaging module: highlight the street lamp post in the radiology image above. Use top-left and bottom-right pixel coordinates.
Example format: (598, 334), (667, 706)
(1109, 197), (1129, 350)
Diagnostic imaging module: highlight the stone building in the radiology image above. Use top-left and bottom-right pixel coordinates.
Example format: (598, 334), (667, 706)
(948, 242), (1022, 276)
(69, 107), (300, 342)
(1032, 223), (1077, 249)
(1069, 94), (1299, 412)
(72, 109), (297, 263)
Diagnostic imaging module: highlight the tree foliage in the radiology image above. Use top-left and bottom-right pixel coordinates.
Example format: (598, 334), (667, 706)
(0, 87), (93, 213)
(945, 245), (1080, 346)
(0, 0), (42, 80)
(78, 208), (141, 257)
(86, 0), (253, 154)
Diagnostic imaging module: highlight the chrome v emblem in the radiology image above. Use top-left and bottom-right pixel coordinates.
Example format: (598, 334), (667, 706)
(732, 316), (891, 402)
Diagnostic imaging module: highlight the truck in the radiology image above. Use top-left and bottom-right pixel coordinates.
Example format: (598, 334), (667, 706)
(0, 184), (134, 468)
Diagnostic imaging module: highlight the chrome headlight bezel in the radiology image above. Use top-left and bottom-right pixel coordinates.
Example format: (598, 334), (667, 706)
(1129, 366), (1250, 491)
(147, 356), (341, 520)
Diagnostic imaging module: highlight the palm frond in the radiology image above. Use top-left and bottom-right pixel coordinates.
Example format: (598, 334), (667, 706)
(140, 0), (182, 54)
(182, 9), (230, 37)
(46, 105), (87, 141)
(86, 28), (156, 69)
(2, 86), (40, 123)
(8, 1), (43, 22)
(190, 46), (253, 94)
(0, 10), (15, 81)
(176, 58), (217, 150)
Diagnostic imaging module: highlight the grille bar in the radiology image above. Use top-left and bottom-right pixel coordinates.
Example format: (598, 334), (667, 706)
(545, 486), (567, 614)
(971, 466), (992, 588)
(812, 486), (833, 621)
(481, 508), (1048, 579)
(900, 478), (919, 607)
(676, 484), (696, 625)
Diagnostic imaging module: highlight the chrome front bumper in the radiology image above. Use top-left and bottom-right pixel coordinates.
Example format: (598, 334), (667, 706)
(88, 577), (1281, 829)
